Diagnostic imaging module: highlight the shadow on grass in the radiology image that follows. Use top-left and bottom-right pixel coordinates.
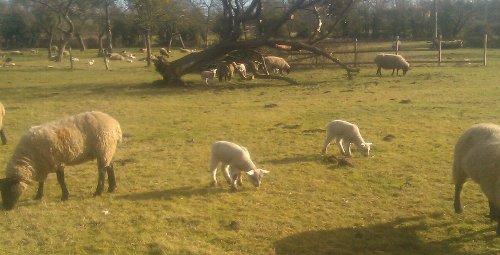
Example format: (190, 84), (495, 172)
(116, 185), (225, 201)
(274, 216), (490, 255)
(262, 154), (321, 164)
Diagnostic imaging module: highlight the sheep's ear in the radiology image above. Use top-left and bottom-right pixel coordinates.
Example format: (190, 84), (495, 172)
(246, 170), (255, 176)
(258, 169), (270, 174)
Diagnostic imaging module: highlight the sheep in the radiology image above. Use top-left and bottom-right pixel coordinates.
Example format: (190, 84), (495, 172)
(201, 69), (217, 85)
(159, 48), (170, 57)
(217, 61), (236, 82)
(30, 49), (39, 55)
(233, 62), (247, 79)
(108, 53), (124, 61)
(139, 48), (147, 53)
(0, 102), (6, 145)
(209, 141), (269, 192)
(374, 53), (410, 76)
(0, 111), (122, 210)
(263, 56), (290, 75)
(322, 120), (372, 157)
(452, 123), (500, 235)
(87, 59), (95, 66)
(71, 57), (80, 62)
(62, 50), (70, 56)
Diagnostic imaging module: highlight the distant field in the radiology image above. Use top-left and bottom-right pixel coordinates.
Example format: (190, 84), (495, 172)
(1, 47), (500, 254)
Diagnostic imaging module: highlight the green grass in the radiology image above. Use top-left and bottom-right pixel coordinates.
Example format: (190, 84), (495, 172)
(1, 47), (500, 254)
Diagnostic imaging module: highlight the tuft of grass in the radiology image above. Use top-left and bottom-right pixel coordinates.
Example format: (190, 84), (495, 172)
(1, 48), (500, 254)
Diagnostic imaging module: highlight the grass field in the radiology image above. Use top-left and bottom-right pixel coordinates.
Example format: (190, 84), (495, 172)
(1, 45), (500, 254)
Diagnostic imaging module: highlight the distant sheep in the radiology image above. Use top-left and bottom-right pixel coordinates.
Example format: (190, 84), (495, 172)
(0, 102), (6, 145)
(322, 120), (372, 157)
(453, 123), (500, 235)
(374, 53), (410, 76)
(209, 141), (269, 191)
(0, 111), (122, 210)
(159, 48), (170, 57)
(139, 48), (147, 53)
(201, 69), (217, 85)
(233, 62), (247, 79)
(108, 53), (124, 61)
(217, 61), (236, 82)
(263, 56), (290, 74)
(30, 49), (39, 55)
(87, 59), (95, 66)
(71, 57), (79, 62)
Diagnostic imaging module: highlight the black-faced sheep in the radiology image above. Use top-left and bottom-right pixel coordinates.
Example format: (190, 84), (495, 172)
(209, 141), (269, 192)
(374, 53), (410, 76)
(453, 123), (500, 235)
(0, 102), (6, 145)
(0, 111), (122, 210)
(322, 120), (372, 157)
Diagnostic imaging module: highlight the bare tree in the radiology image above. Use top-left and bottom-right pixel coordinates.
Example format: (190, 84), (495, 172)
(153, 0), (358, 85)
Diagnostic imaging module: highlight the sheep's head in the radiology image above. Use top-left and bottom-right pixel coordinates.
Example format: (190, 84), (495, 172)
(246, 169), (270, 188)
(0, 178), (24, 210)
(402, 65), (410, 75)
(360, 143), (372, 157)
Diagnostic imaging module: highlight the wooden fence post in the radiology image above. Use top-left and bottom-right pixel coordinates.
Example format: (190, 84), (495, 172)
(354, 38), (358, 67)
(395, 36), (400, 55)
(484, 34), (488, 66)
(103, 49), (110, 70)
(438, 40), (442, 66)
(69, 47), (73, 70)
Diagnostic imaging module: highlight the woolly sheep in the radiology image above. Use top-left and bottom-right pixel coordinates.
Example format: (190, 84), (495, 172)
(108, 53), (124, 61)
(217, 62), (235, 82)
(0, 111), (122, 210)
(159, 48), (170, 56)
(201, 69), (217, 86)
(374, 53), (410, 76)
(209, 141), (269, 192)
(322, 120), (372, 157)
(263, 56), (290, 74)
(453, 123), (500, 235)
(0, 102), (6, 145)
(233, 62), (247, 79)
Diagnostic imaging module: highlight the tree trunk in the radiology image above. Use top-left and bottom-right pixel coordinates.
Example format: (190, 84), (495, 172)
(145, 29), (152, 67)
(48, 29), (54, 59)
(105, 0), (113, 53)
(75, 33), (86, 51)
(153, 39), (358, 85)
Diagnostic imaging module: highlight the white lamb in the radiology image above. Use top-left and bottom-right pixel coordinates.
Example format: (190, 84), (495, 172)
(374, 53), (410, 76)
(209, 141), (269, 191)
(0, 111), (122, 210)
(322, 120), (372, 157)
(201, 69), (217, 86)
(233, 62), (247, 78)
(0, 102), (6, 145)
(263, 56), (290, 74)
(453, 123), (500, 236)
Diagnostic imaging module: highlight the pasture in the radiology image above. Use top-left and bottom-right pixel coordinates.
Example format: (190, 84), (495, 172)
(1, 46), (500, 254)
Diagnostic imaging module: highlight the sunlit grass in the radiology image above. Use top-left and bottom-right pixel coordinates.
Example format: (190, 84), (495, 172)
(0, 47), (500, 254)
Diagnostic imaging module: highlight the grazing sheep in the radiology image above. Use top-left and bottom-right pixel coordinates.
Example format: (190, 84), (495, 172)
(209, 141), (269, 191)
(108, 53), (124, 61)
(87, 59), (95, 66)
(233, 62), (247, 79)
(30, 49), (39, 55)
(0, 111), (122, 210)
(62, 50), (70, 56)
(217, 61), (236, 82)
(0, 102), (6, 145)
(263, 56), (290, 74)
(374, 53), (410, 76)
(159, 48), (170, 57)
(322, 120), (372, 157)
(71, 57), (79, 62)
(453, 123), (500, 235)
(201, 69), (217, 85)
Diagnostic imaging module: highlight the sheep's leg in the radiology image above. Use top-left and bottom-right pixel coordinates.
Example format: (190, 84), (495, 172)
(343, 141), (352, 157)
(34, 181), (44, 200)
(230, 172), (239, 192)
(94, 167), (106, 197)
(391, 69), (395, 76)
(209, 160), (219, 186)
(221, 164), (232, 184)
(322, 134), (334, 154)
(106, 164), (116, 193)
(237, 174), (243, 186)
(0, 128), (6, 145)
(56, 168), (69, 201)
(376, 66), (382, 76)
(454, 183), (464, 213)
(337, 139), (347, 156)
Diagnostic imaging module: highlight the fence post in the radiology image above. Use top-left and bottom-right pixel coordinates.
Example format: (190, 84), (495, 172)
(354, 38), (358, 67)
(395, 35), (400, 55)
(103, 49), (110, 70)
(484, 34), (488, 66)
(438, 40), (442, 66)
(69, 47), (73, 70)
